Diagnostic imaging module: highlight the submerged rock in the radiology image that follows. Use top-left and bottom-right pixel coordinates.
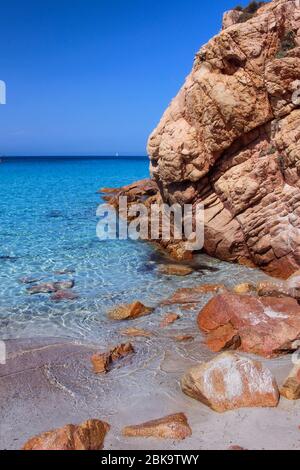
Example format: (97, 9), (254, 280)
(181, 352), (279, 413)
(198, 293), (300, 358)
(107, 301), (153, 321)
(27, 282), (58, 294)
(22, 419), (110, 450)
(50, 290), (79, 302)
(173, 335), (194, 342)
(27, 280), (75, 295)
(158, 264), (194, 276)
(162, 284), (226, 306)
(122, 413), (192, 440)
(160, 313), (180, 328)
(120, 327), (153, 338)
(280, 364), (300, 400)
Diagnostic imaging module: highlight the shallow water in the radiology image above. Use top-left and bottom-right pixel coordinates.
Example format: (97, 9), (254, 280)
(0, 157), (270, 342)
(2, 158), (299, 451)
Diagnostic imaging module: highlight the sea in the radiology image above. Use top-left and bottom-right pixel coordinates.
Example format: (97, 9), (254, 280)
(0, 157), (267, 341)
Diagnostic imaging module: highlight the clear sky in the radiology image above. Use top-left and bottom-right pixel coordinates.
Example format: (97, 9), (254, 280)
(0, 0), (251, 156)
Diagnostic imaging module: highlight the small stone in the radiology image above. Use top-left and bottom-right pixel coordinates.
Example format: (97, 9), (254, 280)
(181, 352), (279, 413)
(122, 413), (192, 440)
(120, 327), (153, 338)
(158, 264), (193, 276)
(228, 445), (246, 451)
(108, 301), (153, 321)
(27, 282), (57, 294)
(54, 280), (75, 290)
(280, 364), (300, 400)
(174, 335), (194, 342)
(109, 343), (135, 362)
(50, 290), (79, 302)
(233, 283), (255, 295)
(22, 419), (110, 450)
(160, 313), (180, 328)
(91, 343), (135, 374)
(91, 353), (110, 374)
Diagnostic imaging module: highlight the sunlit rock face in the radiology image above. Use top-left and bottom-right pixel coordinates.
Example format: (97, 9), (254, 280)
(148, 0), (300, 278)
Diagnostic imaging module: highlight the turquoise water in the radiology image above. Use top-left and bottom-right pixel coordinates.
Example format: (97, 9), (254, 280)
(0, 158), (267, 341)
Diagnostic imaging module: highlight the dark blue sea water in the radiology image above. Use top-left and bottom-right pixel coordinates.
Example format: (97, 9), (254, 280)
(0, 157), (266, 341)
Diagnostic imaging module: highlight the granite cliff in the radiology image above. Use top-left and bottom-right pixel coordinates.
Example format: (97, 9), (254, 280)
(147, 0), (300, 278)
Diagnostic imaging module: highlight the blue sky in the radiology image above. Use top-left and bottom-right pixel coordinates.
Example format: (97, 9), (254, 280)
(0, 0), (251, 156)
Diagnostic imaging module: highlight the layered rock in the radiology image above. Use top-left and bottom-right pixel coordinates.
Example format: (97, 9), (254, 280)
(198, 292), (300, 357)
(181, 352), (279, 412)
(147, 0), (300, 278)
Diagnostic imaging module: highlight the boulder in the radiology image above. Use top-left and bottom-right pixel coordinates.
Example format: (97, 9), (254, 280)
(280, 364), (300, 400)
(22, 419), (110, 450)
(107, 301), (153, 321)
(122, 413), (192, 440)
(160, 313), (180, 328)
(198, 293), (300, 357)
(181, 352), (279, 412)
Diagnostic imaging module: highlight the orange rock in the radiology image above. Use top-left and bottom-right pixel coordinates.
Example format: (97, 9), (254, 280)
(122, 413), (192, 440)
(160, 313), (180, 328)
(280, 365), (300, 400)
(91, 343), (134, 374)
(110, 343), (135, 362)
(162, 284), (226, 305)
(158, 264), (193, 276)
(108, 301), (153, 321)
(181, 352), (279, 413)
(120, 327), (152, 338)
(22, 419), (110, 450)
(91, 353), (110, 374)
(174, 335), (194, 342)
(233, 283), (255, 295)
(198, 293), (300, 358)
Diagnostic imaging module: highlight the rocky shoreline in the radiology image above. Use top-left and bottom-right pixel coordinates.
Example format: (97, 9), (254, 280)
(2, 265), (300, 449)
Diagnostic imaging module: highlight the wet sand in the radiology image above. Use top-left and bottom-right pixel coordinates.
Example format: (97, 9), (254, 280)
(1, 334), (299, 450)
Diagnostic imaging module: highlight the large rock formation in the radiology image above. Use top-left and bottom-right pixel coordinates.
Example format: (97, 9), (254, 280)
(148, 0), (300, 278)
